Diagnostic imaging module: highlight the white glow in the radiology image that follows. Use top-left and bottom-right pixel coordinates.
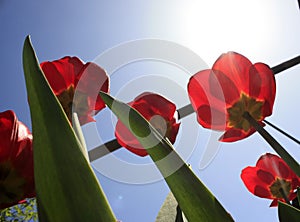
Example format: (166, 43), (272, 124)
(178, 0), (283, 63)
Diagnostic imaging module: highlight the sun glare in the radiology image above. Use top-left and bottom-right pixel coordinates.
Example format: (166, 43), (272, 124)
(179, 0), (281, 63)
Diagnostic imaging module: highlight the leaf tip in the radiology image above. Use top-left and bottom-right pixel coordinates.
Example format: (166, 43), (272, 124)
(99, 91), (113, 108)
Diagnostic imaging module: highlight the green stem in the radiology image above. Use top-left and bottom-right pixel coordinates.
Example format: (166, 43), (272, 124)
(271, 55), (300, 75)
(279, 188), (292, 205)
(89, 140), (121, 162)
(263, 120), (300, 145)
(242, 112), (300, 177)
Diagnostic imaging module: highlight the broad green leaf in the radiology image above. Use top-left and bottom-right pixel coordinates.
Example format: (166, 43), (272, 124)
(22, 36), (116, 222)
(100, 92), (234, 222)
(278, 201), (300, 222)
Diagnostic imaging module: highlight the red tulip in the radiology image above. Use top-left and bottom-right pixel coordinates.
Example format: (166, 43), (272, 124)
(241, 153), (300, 207)
(0, 110), (35, 209)
(40, 56), (109, 125)
(115, 92), (180, 157)
(188, 52), (276, 142)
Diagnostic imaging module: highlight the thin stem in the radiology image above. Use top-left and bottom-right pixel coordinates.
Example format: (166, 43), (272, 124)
(175, 204), (184, 222)
(88, 140), (121, 162)
(242, 112), (300, 177)
(177, 104), (194, 119)
(263, 120), (300, 145)
(271, 55), (300, 75)
(279, 188), (291, 205)
(88, 55), (300, 162)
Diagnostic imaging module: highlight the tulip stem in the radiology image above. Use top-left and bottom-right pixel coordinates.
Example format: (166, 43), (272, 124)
(271, 55), (300, 75)
(279, 188), (292, 205)
(177, 104), (195, 119)
(88, 140), (122, 162)
(263, 120), (300, 145)
(242, 112), (300, 177)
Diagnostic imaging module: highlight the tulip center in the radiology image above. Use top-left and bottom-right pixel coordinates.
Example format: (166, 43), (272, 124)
(227, 93), (263, 132)
(0, 162), (25, 205)
(269, 178), (291, 199)
(57, 86), (89, 122)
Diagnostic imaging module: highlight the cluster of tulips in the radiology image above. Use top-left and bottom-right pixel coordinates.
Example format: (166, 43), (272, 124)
(0, 36), (299, 221)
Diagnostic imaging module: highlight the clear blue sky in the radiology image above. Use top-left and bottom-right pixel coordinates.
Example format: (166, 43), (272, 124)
(1, 0), (300, 221)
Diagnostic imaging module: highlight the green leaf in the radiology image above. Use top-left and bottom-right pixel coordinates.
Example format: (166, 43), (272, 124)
(278, 201), (300, 222)
(22, 36), (116, 222)
(100, 92), (234, 222)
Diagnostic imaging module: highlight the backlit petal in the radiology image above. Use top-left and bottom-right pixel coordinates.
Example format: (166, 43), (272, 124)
(241, 166), (273, 198)
(219, 127), (257, 142)
(115, 92), (179, 157)
(188, 70), (227, 130)
(41, 56), (83, 94)
(75, 62), (109, 113)
(252, 63), (276, 117)
(212, 52), (252, 92)
(0, 110), (35, 209)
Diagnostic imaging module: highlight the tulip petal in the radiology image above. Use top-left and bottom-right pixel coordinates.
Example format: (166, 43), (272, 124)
(197, 105), (226, 130)
(41, 56), (83, 94)
(115, 122), (148, 156)
(0, 110), (17, 161)
(75, 62), (109, 112)
(256, 154), (290, 178)
(0, 110), (34, 210)
(188, 70), (227, 130)
(209, 70), (240, 104)
(219, 127), (257, 142)
(252, 63), (276, 116)
(212, 52), (252, 92)
(241, 166), (273, 199)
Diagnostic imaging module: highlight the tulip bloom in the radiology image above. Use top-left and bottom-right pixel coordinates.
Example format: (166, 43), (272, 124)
(188, 52), (276, 142)
(241, 153), (300, 207)
(0, 110), (35, 209)
(40, 56), (109, 125)
(115, 92), (180, 157)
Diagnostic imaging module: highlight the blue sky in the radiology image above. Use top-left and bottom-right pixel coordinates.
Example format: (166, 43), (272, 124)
(1, 0), (300, 221)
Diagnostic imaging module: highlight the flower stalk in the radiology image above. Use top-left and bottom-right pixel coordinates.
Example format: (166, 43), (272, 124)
(263, 119), (300, 145)
(279, 188), (292, 205)
(242, 111), (300, 177)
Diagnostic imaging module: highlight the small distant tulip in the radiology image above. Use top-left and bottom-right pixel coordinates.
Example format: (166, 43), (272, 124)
(241, 153), (300, 207)
(115, 92), (180, 157)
